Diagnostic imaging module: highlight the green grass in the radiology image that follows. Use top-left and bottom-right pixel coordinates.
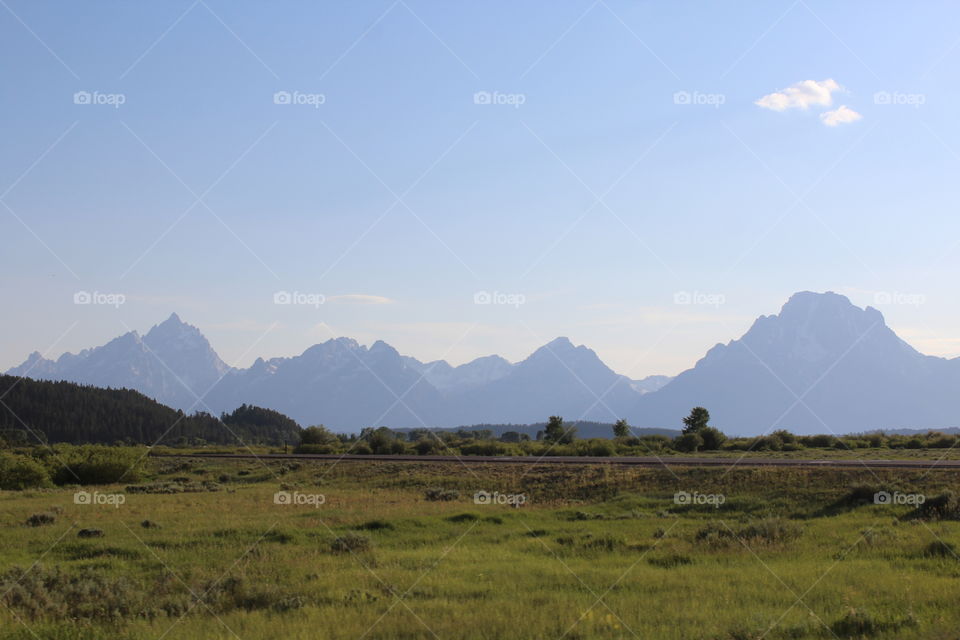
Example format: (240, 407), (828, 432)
(1, 457), (959, 639)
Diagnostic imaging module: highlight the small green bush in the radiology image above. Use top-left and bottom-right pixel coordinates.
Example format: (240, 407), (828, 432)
(0, 453), (52, 490)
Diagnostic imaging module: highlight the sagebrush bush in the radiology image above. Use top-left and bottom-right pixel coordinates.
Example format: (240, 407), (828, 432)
(330, 533), (371, 553)
(0, 566), (143, 621)
(25, 513), (56, 527)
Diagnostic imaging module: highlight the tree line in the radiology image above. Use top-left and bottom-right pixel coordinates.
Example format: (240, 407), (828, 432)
(0, 376), (299, 447)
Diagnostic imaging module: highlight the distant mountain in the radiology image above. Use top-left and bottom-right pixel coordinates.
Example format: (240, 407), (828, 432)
(11, 291), (955, 434)
(630, 375), (673, 394)
(401, 354), (512, 392)
(629, 291), (960, 435)
(446, 337), (641, 425)
(8, 313), (230, 412)
(203, 338), (446, 429)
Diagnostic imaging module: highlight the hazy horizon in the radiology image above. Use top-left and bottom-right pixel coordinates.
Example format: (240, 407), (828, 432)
(5, 289), (955, 380)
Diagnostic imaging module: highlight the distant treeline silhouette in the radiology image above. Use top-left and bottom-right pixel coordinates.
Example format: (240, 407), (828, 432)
(0, 375), (300, 446)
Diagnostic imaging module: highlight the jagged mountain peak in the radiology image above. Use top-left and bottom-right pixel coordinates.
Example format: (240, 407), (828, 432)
(632, 291), (953, 434)
(145, 312), (203, 341)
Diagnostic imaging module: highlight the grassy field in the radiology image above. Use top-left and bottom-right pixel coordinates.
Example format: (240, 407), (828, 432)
(2, 455), (960, 639)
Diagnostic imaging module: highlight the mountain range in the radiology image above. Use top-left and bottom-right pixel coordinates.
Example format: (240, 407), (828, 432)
(8, 292), (960, 434)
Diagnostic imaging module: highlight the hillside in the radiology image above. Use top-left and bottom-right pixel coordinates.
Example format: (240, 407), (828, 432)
(0, 375), (299, 446)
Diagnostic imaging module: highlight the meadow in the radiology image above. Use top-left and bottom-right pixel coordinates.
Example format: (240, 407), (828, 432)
(1, 454), (959, 639)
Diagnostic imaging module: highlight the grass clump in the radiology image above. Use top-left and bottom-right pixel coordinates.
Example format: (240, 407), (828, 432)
(922, 540), (956, 558)
(830, 607), (916, 637)
(424, 487), (459, 502)
(446, 513), (479, 523)
(910, 491), (960, 521)
(695, 517), (802, 547)
(356, 519), (394, 531)
(0, 566), (143, 622)
(330, 533), (371, 553)
(647, 554), (693, 569)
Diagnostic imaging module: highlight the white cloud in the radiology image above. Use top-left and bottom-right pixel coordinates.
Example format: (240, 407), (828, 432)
(819, 105), (862, 126)
(326, 294), (395, 305)
(755, 79), (841, 111)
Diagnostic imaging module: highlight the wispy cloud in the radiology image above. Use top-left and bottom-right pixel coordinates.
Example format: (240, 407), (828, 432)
(326, 294), (395, 305)
(755, 79), (840, 111)
(820, 105), (862, 126)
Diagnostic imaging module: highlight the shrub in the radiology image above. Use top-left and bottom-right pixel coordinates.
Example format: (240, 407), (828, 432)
(299, 425), (337, 446)
(845, 484), (888, 506)
(830, 607), (915, 637)
(588, 440), (615, 457)
(637, 435), (672, 452)
(648, 554), (693, 568)
(77, 529), (104, 539)
(414, 439), (439, 455)
(357, 519), (394, 531)
(910, 491), (960, 521)
(750, 435), (781, 451)
(447, 513), (479, 523)
(673, 432), (703, 453)
(0, 566), (144, 621)
(801, 434), (837, 448)
(25, 513), (56, 527)
(737, 518), (803, 544)
(695, 518), (802, 547)
(923, 540), (956, 558)
(460, 441), (510, 456)
(698, 427), (727, 450)
(293, 444), (335, 454)
(50, 446), (143, 486)
(330, 533), (371, 553)
(0, 453), (51, 490)
(351, 443), (373, 455)
(424, 487), (459, 502)
(928, 434), (956, 449)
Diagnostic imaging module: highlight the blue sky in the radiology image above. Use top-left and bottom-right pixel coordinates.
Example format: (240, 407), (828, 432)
(2, 0), (959, 378)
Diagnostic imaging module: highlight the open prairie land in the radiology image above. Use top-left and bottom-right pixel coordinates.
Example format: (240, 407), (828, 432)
(2, 456), (960, 640)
